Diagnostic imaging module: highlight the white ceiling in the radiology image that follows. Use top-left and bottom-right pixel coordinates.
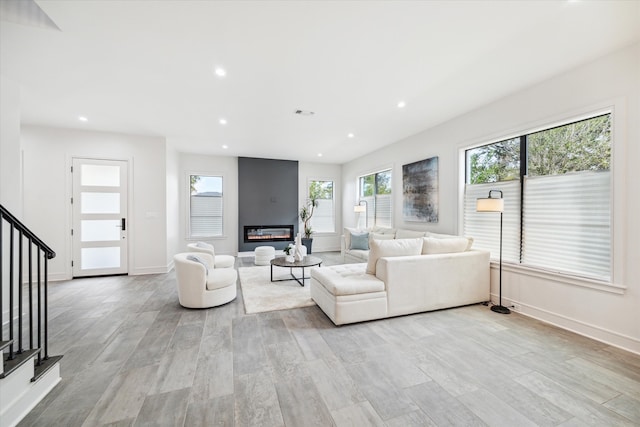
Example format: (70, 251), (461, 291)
(1, 1), (638, 164)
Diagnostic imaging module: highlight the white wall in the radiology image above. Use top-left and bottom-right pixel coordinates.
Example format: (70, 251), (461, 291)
(342, 43), (640, 354)
(1, 75), (23, 323)
(166, 144), (180, 269)
(299, 161), (342, 252)
(0, 75), (22, 214)
(21, 126), (169, 279)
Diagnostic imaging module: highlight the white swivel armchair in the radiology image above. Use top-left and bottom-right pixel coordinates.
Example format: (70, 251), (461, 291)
(174, 252), (237, 308)
(187, 242), (235, 269)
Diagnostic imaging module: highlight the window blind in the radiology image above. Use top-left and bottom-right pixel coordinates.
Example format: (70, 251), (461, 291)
(375, 194), (392, 228)
(190, 195), (223, 236)
(522, 171), (610, 281)
(311, 199), (334, 233)
(464, 181), (520, 263)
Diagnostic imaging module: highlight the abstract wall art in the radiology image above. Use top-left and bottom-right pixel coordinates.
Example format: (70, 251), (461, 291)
(402, 156), (438, 222)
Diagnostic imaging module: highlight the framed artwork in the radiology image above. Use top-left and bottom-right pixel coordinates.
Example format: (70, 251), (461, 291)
(402, 156), (438, 222)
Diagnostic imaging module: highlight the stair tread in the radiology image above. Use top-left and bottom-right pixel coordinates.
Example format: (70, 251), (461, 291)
(33, 355), (63, 382)
(1, 349), (40, 378)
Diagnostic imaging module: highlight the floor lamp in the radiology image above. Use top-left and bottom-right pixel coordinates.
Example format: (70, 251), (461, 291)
(476, 190), (510, 314)
(354, 200), (367, 228)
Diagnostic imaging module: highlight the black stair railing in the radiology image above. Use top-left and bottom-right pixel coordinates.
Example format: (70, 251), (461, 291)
(1, 204), (60, 380)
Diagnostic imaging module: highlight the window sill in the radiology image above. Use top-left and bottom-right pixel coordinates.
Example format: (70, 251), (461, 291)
(187, 235), (226, 241)
(494, 261), (626, 295)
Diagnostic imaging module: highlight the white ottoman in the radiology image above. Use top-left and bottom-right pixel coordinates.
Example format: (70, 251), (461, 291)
(254, 246), (275, 266)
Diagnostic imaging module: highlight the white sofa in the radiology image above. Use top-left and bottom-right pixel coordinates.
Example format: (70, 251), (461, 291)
(312, 235), (489, 325)
(341, 226), (466, 262)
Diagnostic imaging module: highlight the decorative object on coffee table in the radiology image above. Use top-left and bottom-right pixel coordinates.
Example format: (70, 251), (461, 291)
(283, 244), (295, 262)
(293, 232), (305, 261)
(476, 189), (510, 314)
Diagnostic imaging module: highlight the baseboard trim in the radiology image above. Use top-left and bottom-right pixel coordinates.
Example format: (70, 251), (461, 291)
(129, 264), (172, 275)
(498, 295), (640, 356)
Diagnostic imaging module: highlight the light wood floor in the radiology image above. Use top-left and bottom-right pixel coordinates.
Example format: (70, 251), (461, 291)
(18, 252), (640, 426)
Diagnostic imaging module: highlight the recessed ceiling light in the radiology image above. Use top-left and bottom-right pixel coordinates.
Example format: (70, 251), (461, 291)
(222, 144), (228, 149)
(317, 153), (323, 157)
(219, 118), (227, 125)
(214, 67), (226, 77)
(347, 133), (355, 138)
(397, 101), (406, 108)
(78, 116), (88, 122)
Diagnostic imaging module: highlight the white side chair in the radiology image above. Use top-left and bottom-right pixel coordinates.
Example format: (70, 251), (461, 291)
(174, 252), (237, 308)
(187, 242), (235, 269)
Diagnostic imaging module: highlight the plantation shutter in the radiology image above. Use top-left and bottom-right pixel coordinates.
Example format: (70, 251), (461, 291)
(522, 171), (610, 280)
(464, 181), (520, 263)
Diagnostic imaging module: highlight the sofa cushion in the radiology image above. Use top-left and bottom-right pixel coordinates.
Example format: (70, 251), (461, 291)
(425, 232), (474, 251)
(422, 236), (470, 254)
(369, 232), (395, 241)
(395, 228), (426, 239)
(312, 264), (384, 296)
(370, 226), (396, 236)
(350, 231), (370, 250)
(366, 237), (423, 275)
(206, 267), (237, 290)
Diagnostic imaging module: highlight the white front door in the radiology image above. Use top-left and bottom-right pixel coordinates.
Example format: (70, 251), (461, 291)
(72, 158), (128, 277)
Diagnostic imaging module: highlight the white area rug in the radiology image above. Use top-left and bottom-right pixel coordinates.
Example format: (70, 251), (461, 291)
(238, 265), (316, 314)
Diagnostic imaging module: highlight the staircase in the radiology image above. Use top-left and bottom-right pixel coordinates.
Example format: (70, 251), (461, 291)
(0, 204), (62, 427)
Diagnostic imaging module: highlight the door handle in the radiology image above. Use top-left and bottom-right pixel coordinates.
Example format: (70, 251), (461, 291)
(121, 218), (126, 231)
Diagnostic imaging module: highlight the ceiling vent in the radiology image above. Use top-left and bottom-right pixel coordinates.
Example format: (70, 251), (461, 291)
(294, 110), (315, 116)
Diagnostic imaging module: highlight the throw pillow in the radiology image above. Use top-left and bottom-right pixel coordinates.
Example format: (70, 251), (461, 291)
(343, 227), (359, 251)
(424, 232), (474, 250)
(421, 237), (470, 254)
(186, 254), (209, 274)
(350, 232), (370, 250)
(195, 241), (214, 249)
(366, 237), (423, 275)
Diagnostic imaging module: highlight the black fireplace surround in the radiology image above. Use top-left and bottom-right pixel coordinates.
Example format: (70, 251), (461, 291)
(238, 157), (299, 252)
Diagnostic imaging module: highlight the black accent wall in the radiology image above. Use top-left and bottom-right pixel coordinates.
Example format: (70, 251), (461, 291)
(238, 157), (298, 252)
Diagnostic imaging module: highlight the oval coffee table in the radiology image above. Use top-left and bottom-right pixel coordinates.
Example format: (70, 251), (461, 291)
(270, 255), (322, 286)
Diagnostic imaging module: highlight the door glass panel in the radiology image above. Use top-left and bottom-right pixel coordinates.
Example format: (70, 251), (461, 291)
(81, 220), (120, 242)
(81, 164), (120, 187)
(81, 247), (120, 269)
(81, 192), (120, 214)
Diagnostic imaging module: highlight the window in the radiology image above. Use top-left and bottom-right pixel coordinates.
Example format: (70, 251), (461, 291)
(359, 169), (392, 227)
(308, 180), (335, 233)
(464, 114), (611, 281)
(189, 175), (223, 237)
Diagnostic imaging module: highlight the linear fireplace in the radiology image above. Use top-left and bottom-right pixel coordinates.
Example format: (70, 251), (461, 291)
(244, 225), (294, 243)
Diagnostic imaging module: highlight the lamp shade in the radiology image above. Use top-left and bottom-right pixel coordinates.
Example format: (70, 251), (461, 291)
(476, 197), (504, 212)
(354, 205), (366, 213)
